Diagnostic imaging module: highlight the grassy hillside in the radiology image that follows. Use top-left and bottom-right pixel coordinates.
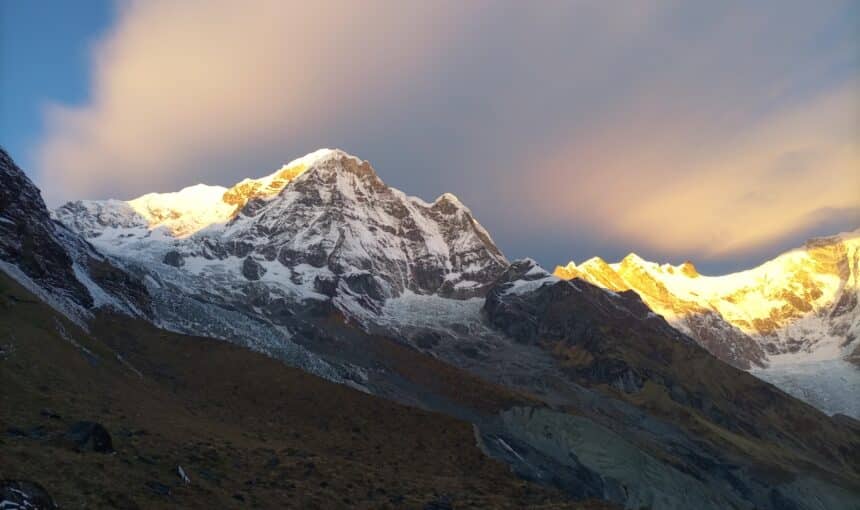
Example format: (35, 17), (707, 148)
(0, 273), (612, 509)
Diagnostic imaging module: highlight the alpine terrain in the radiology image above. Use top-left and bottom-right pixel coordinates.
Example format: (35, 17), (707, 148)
(2, 146), (859, 509)
(554, 233), (860, 417)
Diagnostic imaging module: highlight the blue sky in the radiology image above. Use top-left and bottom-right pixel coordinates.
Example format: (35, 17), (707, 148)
(0, 1), (113, 170)
(1, 1), (858, 273)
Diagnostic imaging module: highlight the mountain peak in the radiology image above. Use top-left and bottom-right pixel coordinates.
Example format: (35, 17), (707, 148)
(679, 260), (699, 278)
(434, 192), (463, 206)
(223, 149), (366, 209)
(621, 252), (646, 266)
(128, 183), (233, 237)
(54, 147), (509, 313)
(553, 232), (860, 372)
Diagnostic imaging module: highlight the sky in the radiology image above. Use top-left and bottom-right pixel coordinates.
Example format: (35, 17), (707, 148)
(1, 1), (858, 274)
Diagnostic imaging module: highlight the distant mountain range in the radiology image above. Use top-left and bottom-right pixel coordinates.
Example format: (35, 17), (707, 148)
(3, 146), (859, 509)
(554, 232), (860, 417)
(554, 233), (859, 370)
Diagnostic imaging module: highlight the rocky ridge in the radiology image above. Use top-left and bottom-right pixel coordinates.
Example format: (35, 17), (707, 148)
(54, 149), (508, 331)
(0, 148), (150, 325)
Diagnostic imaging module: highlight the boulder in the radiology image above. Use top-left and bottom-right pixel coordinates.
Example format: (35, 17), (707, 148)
(65, 421), (113, 453)
(241, 256), (266, 281)
(0, 480), (57, 509)
(162, 251), (184, 268)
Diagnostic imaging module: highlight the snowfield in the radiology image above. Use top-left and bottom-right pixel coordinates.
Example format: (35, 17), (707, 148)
(752, 359), (860, 419)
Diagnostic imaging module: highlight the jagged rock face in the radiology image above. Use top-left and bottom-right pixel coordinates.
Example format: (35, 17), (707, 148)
(557, 257), (770, 369)
(554, 233), (860, 369)
(0, 148), (92, 308)
(54, 149), (508, 325)
(51, 199), (148, 238)
(0, 148), (151, 320)
(485, 259), (694, 392)
(218, 153), (508, 300)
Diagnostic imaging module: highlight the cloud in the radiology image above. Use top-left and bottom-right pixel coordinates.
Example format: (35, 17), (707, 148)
(518, 81), (859, 260)
(36, 0), (477, 203)
(35, 0), (859, 268)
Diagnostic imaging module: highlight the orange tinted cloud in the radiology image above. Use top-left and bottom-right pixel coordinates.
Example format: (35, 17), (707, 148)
(521, 82), (859, 259)
(33, 0), (859, 267)
(37, 0), (475, 203)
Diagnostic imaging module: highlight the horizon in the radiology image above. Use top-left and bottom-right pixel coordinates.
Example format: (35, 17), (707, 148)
(2, 1), (858, 274)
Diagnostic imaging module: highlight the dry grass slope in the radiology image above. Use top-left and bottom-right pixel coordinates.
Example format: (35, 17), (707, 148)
(0, 273), (612, 509)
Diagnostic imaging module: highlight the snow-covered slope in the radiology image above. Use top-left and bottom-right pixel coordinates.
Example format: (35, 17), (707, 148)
(54, 148), (508, 331)
(53, 149), (335, 240)
(554, 233), (860, 416)
(0, 148), (151, 326)
(555, 231), (860, 369)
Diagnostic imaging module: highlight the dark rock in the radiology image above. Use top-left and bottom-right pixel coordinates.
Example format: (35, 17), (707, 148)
(227, 240), (255, 258)
(313, 275), (339, 297)
(769, 488), (802, 510)
(343, 273), (386, 301)
(456, 344), (482, 359)
(241, 256), (266, 281)
(0, 150), (152, 317)
(26, 426), (48, 440)
(278, 244), (328, 268)
(831, 413), (860, 432)
(198, 468), (220, 483)
(145, 481), (171, 497)
(0, 149), (92, 309)
(415, 332), (441, 349)
(252, 244), (275, 261)
(65, 421), (113, 453)
(411, 260), (445, 293)
(40, 408), (61, 420)
(579, 358), (644, 394)
(5, 426), (47, 440)
(104, 491), (141, 510)
(423, 494), (453, 510)
(162, 251), (184, 268)
(6, 427), (29, 438)
(201, 239), (228, 260)
(85, 257), (151, 315)
(0, 480), (57, 509)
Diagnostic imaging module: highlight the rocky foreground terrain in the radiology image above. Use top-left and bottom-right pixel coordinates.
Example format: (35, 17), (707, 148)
(2, 147), (859, 508)
(0, 272), (606, 509)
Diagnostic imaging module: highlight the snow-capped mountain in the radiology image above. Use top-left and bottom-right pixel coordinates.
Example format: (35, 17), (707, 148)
(0, 148), (150, 326)
(52, 148), (334, 240)
(554, 232), (859, 369)
(554, 234), (860, 416)
(7, 145), (860, 508)
(49, 147), (860, 418)
(54, 148), (508, 337)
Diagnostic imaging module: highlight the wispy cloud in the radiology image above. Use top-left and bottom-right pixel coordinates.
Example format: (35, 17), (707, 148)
(522, 82), (858, 260)
(37, 0), (477, 202)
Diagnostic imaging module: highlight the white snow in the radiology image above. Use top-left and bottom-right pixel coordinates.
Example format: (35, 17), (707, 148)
(72, 263), (119, 309)
(504, 275), (560, 296)
(559, 230), (860, 364)
(752, 359), (860, 418)
(0, 260), (90, 329)
(378, 290), (487, 333)
(127, 183), (235, 237)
